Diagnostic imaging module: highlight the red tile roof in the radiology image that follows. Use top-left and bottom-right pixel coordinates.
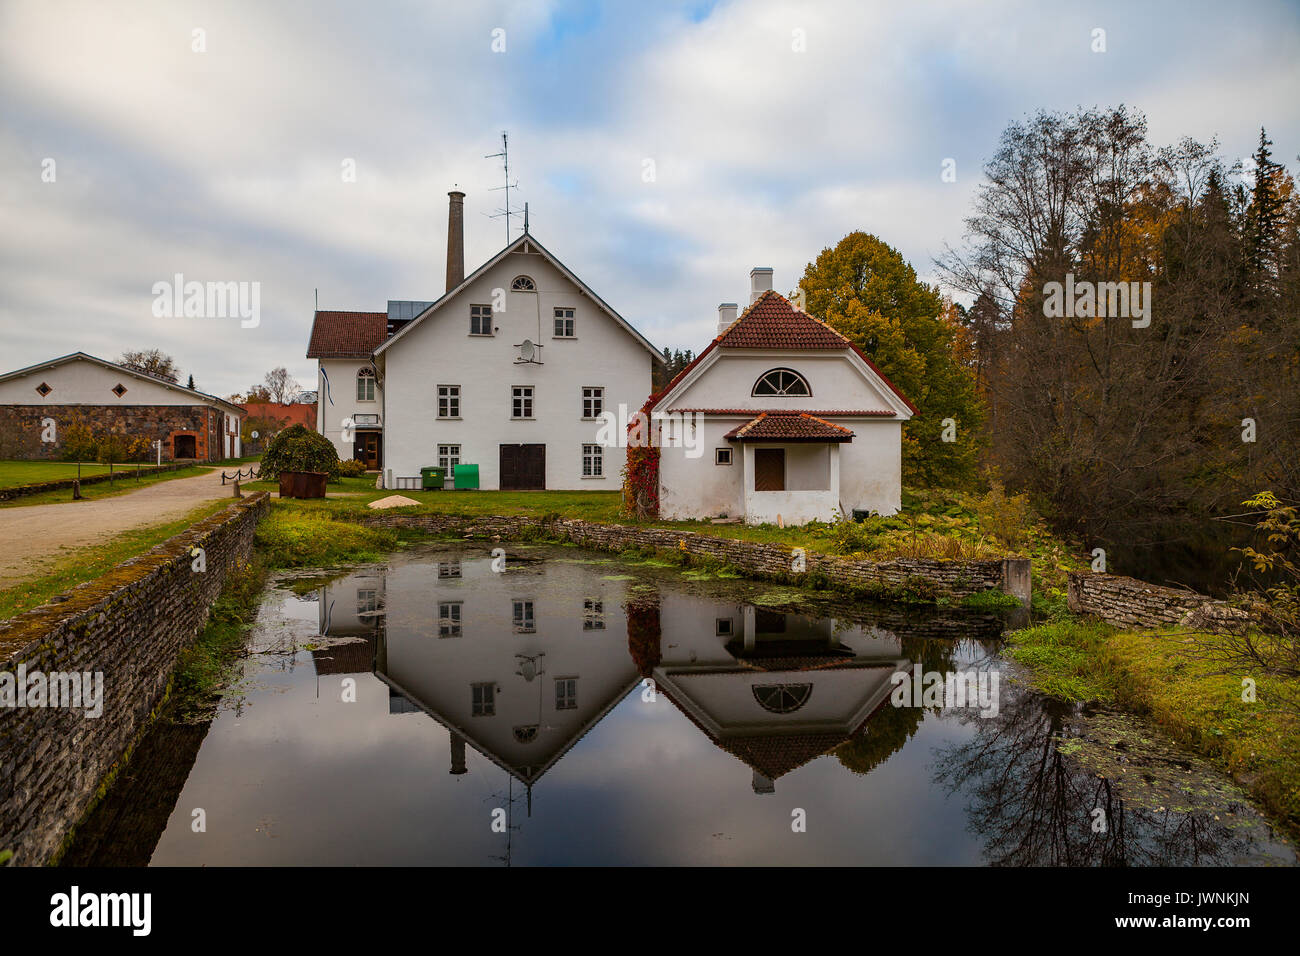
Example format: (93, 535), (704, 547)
(645, 290), (917, 416)
(724, 412), (855, 442)
(671, 408), (896, 417)
(306, 311), (388, 359)
(716, 290), (852, 349)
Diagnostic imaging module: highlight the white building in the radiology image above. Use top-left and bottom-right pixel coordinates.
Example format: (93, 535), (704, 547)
(307, 311), (391, 468)
(649, 269), (916, 525)
(308, 191), (663, 488)
(0, 352), (243, 461)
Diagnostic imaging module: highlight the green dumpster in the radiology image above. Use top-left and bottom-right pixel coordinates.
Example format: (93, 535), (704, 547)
(420, 466), (446, 490)
(453, 463), (479, 490)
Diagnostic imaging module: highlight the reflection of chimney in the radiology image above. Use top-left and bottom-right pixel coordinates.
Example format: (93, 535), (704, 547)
(717, 302), (738, 336)
(749, 267), (773, 304)
(752, 769), (775, 795)
(446, 190), (466, 293)
(449, 732), (468, 775)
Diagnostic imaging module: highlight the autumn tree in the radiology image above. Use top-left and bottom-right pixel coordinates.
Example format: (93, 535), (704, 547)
(800, 231), (984, 488)
(120, 349), (179, 383)
(263, 367), (301, 405)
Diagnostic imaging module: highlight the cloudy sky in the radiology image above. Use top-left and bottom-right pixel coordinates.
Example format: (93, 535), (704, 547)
(2, 0), (1297, 398)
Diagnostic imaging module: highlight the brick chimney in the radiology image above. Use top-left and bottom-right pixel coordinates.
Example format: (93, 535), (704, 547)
(449, 731), (468, 775)
(717, 302), (738, 335)
(749, 267), (773, 304)
(446, 190), (466, 293)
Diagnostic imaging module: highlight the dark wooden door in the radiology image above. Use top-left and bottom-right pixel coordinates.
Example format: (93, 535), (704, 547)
(754, 448), (785, 491)
(500, 444), (546, 490)
(354, 433), (381, 469)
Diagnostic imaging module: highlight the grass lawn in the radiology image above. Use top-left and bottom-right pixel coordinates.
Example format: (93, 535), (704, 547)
(0, 460), (117, 487)
(0, 464), (213, 508)
(245, 479), (1087, 589)
(0, 500), (232, 620)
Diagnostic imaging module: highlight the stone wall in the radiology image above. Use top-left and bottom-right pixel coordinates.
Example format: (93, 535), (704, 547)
(0, 462), (190, 501)
(0, 404), (218, 461)
(362, 512), (1033, 605)
(0, 492), (269, 866)
(1067, 572), (1254, 630)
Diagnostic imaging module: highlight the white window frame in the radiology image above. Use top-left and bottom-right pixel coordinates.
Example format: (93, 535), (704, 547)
(470, 303), (493, 336)
(555, 677), (578, 711)
(511, 275), (536, 292)
(511, 386), (534, 419)
(583, 599), (605, 631)
(513, 599), (535, 633)
(438, 444), (460, 474)
(715, 447), (733, 465)
(438, 385), (461, 419)
(752, 367), (811, 397)
(356, 368), (377, 402)
(471, 682), (495, 716)
(582, 444), (603, 478)
(582, 386), (603, 419)
(438, 601), (463, 638)
(554, 307), (576, 338)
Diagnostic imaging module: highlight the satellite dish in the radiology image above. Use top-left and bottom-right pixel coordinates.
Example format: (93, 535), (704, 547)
(519, 339), (536, 362)
(520, 659), (537, 682)
(251, 430), (260, 439)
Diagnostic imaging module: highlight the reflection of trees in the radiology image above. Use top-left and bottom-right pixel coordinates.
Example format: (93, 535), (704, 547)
(836, 703), (924, 775)
(624, 592), (662, 678)
(934, 681), (1265, 866)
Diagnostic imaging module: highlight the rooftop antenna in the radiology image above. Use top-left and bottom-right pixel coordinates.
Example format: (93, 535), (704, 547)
(524, 202), (529, 234)
(484, 130), (522, 243)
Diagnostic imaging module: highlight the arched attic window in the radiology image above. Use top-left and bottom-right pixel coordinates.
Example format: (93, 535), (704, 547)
(752, 368), (810, 397)
(356, 367), (376, 402)
(511, 275), (536, 292)
(753, 683), (813, 714)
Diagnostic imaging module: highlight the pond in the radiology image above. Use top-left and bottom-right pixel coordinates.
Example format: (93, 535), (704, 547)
(62, 542), (1296, 866)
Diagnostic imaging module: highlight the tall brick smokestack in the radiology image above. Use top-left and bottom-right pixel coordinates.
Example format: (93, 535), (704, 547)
(446, 189), (465, 292)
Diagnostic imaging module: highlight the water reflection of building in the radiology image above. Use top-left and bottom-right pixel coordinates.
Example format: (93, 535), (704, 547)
(314, 551), (641, 804)
(644, 593), (909, 793)
(312, 569), (385, 675)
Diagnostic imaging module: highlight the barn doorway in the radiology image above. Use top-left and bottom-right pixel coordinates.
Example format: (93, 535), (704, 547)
(499, 444), (546, 490)
(173, 434), (197, 459)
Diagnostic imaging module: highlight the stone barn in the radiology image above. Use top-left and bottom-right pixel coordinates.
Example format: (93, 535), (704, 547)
(0, 352), (243, 462)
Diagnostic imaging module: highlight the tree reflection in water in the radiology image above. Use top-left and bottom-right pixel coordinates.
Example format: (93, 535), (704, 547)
(933, 678), (1276, 866)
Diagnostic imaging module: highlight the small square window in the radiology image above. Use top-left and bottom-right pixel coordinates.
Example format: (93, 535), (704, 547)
(513, 600), (535, 633)
(439, 601), (463, 638)
(554, 308), (576, 337)
(715, 448), (733, 465)
(555, 677), (578, 711)
(438, 385), (460, 418)
(470, 304), (493, 335)
(438, 561), (461, 579)
(716, 617), (734, 636)
(112, 383), (128, 397)
(35, 382), (52, 397)
(512, 386), (534, 419)
(472, 682), (495, 716)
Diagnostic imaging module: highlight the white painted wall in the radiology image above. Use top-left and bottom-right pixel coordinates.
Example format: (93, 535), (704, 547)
(0, 357), (219, 408)
(655, 349), (906, 523)
(379, 247), (654, 489)
(316, 359), (382, 462)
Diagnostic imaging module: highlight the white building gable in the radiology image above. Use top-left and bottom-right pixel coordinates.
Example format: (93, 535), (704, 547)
(651, 270), (915, 524)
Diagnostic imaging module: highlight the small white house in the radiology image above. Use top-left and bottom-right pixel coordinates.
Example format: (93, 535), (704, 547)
(649, 269), (915, 525)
